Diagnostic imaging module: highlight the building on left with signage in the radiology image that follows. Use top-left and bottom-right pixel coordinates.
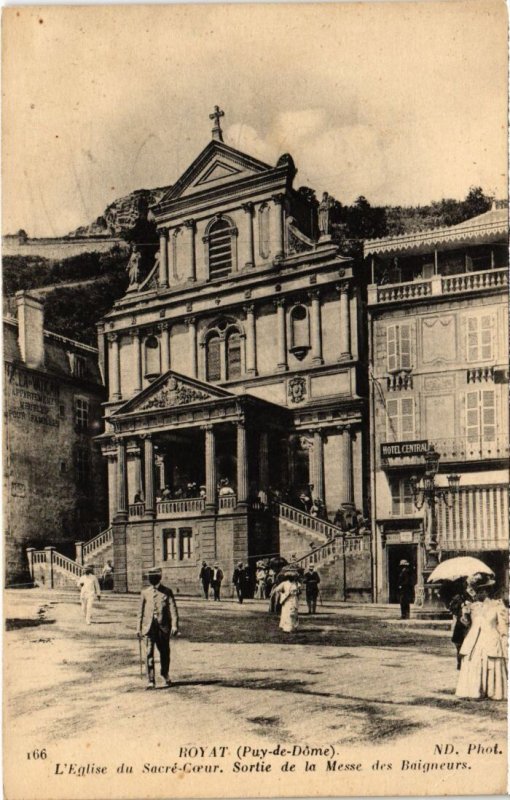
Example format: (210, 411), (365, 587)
(4, 291), (107, 585)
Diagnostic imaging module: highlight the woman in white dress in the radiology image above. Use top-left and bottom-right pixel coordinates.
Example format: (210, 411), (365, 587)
(456, 577), (508, 701)
(275, 575), (301, 632)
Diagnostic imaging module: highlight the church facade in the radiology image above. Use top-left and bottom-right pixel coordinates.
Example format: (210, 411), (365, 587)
(98, 111), (370, 596)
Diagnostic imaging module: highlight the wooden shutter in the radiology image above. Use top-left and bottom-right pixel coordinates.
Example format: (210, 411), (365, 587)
(387, 325), (397, 371)
(481, 390), (495, 442)
(399, 324), (411, 369)
(400, 397), (415, 438)
(465, 390), (480, 443)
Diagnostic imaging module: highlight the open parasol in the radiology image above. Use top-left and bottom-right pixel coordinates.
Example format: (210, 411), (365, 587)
(427, 556), (494, 583)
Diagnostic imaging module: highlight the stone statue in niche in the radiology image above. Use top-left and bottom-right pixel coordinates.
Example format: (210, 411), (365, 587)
(127, 245), (141, 286)
(318, 192), (335, 237)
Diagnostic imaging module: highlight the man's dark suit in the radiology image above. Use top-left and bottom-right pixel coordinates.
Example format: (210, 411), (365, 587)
(210, 567), (224, 601)
(138, 583), (179, 683)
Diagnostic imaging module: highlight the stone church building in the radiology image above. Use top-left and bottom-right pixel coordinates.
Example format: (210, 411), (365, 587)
(98, 110), (370, 597)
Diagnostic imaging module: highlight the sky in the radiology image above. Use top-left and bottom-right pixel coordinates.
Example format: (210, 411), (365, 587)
(2, 1), (508, 238)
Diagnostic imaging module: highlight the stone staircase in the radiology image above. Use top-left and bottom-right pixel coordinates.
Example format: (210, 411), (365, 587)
(272, 501), (344, 560)
(26, 526), (113, 589)
(287, 533), (372, 600)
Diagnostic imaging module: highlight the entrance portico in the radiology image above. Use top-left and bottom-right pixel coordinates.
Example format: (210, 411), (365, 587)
(99, 369), (291, 591)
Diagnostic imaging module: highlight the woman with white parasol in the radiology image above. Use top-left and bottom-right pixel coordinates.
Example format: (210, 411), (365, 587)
(429, 557), (507, 699)
(454, 573), (507, 701)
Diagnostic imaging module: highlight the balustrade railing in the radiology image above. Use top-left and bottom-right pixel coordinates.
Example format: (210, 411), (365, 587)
(82, 526), (113, 558)
(290, 538), (342, 570)
(274, 502), (344, 541)
(441, 267), (507, 294)
(218, 494), (236, 510)
(157, 498), (205, 515)
(128, 502), (145, 518)
(371, 267), (507, 306)
(53, 551), (84, 577)
(377, 280), (431, 303)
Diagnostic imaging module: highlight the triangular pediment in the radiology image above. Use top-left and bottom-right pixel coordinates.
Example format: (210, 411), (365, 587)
(113, 370), (234, 416)
(195, 160), (242, 185)
(156, 140), (272, 206)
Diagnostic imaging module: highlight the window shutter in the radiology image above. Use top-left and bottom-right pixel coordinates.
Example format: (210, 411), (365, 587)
(465, 390), (480, 443)
(401, 397), (415, 438)
(480, 315), (493, 361)
(467, 316), (479, 362)
(386, 398), (399, 439)
(387, 325), (397, 372)
(399, 324), (411, 369)
(482, 390), (496, 442)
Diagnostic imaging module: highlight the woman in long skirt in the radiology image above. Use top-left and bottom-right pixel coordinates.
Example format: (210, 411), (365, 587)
(456, 577), (508, 701)
(275, 575), (301, 632)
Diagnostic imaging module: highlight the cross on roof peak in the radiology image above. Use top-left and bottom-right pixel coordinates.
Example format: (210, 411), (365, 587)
(209, 105), (225, 142)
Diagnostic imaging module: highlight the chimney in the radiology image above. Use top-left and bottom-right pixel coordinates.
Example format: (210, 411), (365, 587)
(15, 291), (44, 369)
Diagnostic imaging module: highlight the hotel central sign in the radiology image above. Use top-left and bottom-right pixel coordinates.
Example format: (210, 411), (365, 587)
(381, 440), (429, 458)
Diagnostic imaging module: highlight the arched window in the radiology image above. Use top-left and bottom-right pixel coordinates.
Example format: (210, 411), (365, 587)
(208, 218), (233, 279)
(289, 304), (310, 360)
(226, 331), (242, 380)
(145, 335), (160, 378)
(206, 335), (221, 382)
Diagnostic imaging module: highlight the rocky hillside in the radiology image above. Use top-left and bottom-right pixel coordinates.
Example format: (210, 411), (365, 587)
(67, 187), (169, 239)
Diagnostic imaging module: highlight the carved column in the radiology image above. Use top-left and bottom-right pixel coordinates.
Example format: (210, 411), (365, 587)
(107, 452), (117, 523)
(131, 329), (142, 393)
(171, 228), (180, 283)
(186, 317), (198, 378)
(274, 299), (288, 372)
(115, 438), (127, 518)
(272, 194), (285, 259)
(185, 219), (196, 282)
(338, 281), (352, 361)
(242, 202), (255, 268)
(259, 431), (269, 490)
(244, 304), (257, 376)
(204, 425), (217, 511)
(126, 442), (143, 506)
(312, 429), (325, 503)
(108, 333), (121, 400)
(159, 322), (171, 373)
(142, 435), (155, 516)
(340, 425), (354, 505)
(309, 290), (323, 365)
(236, 421), (248, 506)
(158, 228), (169, 288)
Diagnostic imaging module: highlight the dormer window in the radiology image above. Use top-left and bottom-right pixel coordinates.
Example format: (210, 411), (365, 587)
(204, 216), (237, 280)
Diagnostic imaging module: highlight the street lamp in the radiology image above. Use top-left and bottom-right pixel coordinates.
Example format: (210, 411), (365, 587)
(409, 446), (461, 615)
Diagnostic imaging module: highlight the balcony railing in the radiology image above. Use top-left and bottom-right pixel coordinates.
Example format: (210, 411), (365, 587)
(441, 268), (507, 294)
(369, 267), (507, 305)
(127, 495), (240, 519)
(218, 494), (236, 511)
(157, 498), (205, 515)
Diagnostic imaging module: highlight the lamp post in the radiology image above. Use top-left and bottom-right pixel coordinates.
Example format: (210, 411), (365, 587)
(409, 446), (460, 616)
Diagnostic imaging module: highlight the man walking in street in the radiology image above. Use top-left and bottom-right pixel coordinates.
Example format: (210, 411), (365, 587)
(199, 561), (212, 599)
(78, 565), (101, 625)
(232, 561), (248, 604)
(303, 564), (321, 614)
(397, 559), (415, 620)
(210, 563), (224, 601)
(137, 567), (179, 689)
